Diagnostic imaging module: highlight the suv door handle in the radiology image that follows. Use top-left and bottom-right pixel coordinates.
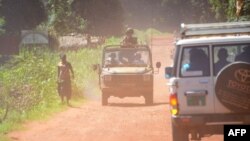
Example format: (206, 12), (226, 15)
(199, 79), (209, 84)
(185, 90), (208, 96)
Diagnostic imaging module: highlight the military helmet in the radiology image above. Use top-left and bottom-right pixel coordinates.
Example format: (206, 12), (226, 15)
(126, 28), (134, 35)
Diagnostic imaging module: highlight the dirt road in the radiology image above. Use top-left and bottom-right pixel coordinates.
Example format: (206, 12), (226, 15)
(8, 36), (222, 141)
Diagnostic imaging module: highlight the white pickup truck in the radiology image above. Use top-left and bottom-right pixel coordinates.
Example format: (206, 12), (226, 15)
(165, 22), (250, 141)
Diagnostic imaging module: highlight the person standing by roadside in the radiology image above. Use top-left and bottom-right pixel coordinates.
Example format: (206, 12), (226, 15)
(57, 54), (74, 105)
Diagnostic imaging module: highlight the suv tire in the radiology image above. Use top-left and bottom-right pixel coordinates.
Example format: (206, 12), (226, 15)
(102, 91), (108, 106)
(145, 92), (153, 105)
(172, 123), (189, 141)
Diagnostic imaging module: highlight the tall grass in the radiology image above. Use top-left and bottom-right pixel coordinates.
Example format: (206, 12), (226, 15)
(0, 46), (101, 139)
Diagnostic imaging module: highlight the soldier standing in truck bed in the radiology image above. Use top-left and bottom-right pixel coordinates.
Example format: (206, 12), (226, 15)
(121, 28), (138, 47)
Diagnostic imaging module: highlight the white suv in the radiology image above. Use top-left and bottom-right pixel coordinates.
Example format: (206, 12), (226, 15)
(165, 22), (250, 141)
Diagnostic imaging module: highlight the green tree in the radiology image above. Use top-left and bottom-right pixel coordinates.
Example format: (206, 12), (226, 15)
(241, 0), (250, 20)
(163, 0), (216, 22)
(0, 17), (5, 35)
(72, 0), (124, 36)
(209, 0), (250, 21)
(47, 0), (85, 35)
(121, 0), (217, 31)
(0, 0), (47, 33)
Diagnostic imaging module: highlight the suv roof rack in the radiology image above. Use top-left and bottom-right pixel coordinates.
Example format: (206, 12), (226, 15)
(180, 22), (250, 39)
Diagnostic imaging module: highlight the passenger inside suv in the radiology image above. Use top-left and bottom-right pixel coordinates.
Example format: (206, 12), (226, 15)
(186, 48), (209, 76)
(214, 48), (231, 75)
(235, 46), (250, 63)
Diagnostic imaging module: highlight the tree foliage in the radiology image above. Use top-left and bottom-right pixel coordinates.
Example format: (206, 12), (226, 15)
(0, 17), (5, 35)
(209, 0), (250, 21)
(72, 0), (124, 36)
(47, 0), (85, 35)
(0, 0), (249, 36)
(0, 0), (47, 32)
(161, 0), (216, 27)
(121, 0), (217, 31)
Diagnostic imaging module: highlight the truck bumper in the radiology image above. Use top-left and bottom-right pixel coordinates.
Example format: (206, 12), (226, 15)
(172, 114), (250, 135)
(102, 87), (153, 97)
(172, 114), (250, 127)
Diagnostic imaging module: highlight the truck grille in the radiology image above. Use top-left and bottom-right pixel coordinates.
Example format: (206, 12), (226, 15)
(113, 75), (142, 83)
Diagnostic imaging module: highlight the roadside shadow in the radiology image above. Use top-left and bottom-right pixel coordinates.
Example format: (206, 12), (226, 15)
(108, 102), (169, 108)
(67, 104), (82, 109)
(153, 102), (169, 106)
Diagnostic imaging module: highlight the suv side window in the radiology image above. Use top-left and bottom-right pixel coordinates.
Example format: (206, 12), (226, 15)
(213, 44), (250, 76)
(213, 46), (233, 75)
(180, 46), (210, 77)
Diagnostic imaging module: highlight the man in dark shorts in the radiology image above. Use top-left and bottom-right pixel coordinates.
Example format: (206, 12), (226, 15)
(57, 54), (74, 105)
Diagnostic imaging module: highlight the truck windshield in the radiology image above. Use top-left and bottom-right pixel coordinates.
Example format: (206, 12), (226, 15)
(103, 48), (151, 67)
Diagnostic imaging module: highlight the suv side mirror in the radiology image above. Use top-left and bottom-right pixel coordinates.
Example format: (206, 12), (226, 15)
(156, 62), (161, 68)
(165, 67), (173, 79)
(154, 62), (161, 74)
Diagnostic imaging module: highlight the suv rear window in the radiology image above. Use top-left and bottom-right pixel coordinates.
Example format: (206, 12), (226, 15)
(213, 44), (250, 76)
(180, 46), (210, 77)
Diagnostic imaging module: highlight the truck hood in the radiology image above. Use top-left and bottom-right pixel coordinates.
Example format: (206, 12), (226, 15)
(102, 67), (152, 74)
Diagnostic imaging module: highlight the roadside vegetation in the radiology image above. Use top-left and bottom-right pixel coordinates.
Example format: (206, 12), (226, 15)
(0, 28), (166, 140)
(0, 46), (101, 140)
(0, 0), (248, 141)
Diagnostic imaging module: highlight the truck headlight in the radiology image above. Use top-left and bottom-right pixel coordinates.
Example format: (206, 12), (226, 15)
(104, 75), (112, 81)
(143, 75), (151, 81)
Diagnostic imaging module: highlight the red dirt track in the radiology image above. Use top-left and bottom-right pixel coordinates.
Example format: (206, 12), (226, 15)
(8, 36), (223, 141)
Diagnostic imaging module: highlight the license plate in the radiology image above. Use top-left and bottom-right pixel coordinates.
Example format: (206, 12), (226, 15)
(120, 83), (135, 87)
(187, 96), (206, 106)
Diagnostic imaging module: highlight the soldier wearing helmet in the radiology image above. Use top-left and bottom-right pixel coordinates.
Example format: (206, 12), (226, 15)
(121, 28), (138, 47)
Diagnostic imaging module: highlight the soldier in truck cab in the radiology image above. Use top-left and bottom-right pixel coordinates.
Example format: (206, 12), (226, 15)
(133, 53), (145, 64)
(107, 53), (118, 65)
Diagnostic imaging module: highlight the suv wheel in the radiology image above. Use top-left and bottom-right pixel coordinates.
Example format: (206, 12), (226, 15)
(172, 123), (189, 141)
(145, 92), (153, 105)
(102, 91), (109, 106)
